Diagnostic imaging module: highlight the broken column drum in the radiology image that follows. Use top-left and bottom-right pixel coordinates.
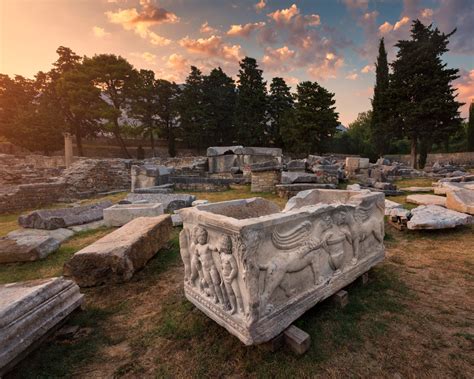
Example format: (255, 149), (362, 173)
(178, 189), (385, 345)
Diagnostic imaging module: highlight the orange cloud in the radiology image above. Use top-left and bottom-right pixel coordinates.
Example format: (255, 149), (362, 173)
(255, 0), (266, 13)
(307, 55), (344, 81)
(106, 1), (177, 45)
(361, 64), (374, 73)
(227, 22), (265, 37)
(200, 21), (218, 34)
(130, 51), (157, 64)
(92, 26), (110, 38)
(262, 46), (296, 71)
(345, 71), (359, 80)
(166, 53), (188, 72)
(179, 35), (243, 62)
(393, 16), (410, 31)
(456, 69), (474, 118)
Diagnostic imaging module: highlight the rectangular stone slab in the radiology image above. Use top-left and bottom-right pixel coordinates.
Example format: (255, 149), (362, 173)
(406, 194), (446, 207)
(446, 189), (474, 215)
(0, 277), (83, 375)
(64, 215), (172, 287)
(0, 234), (60, 264)
(18, 201), (113, 230)
(103, 203), (164, 227)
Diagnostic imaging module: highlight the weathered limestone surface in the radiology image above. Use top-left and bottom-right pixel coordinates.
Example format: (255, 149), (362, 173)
(384, 199), (404, 215)
(64, 215), (172, 287)
(7, 228), (74, 244)
(281, 171), (318, 184)
(0, 234), (60, 264)
(407, 205), (472, 230)
(179, 190), (384, 345)
(68, 220), (106, 233)
(434, 182), (474, 195)
(104, 203), (164, 227)
(406, 194), (446, 207)
(131, 165), (171, 192)
(276, 183), (337, 199)
(18, 201), (112, 230)
(446, 189), (474, 215)
(125, 193), (195, 212)
(0, 277), (83, 375)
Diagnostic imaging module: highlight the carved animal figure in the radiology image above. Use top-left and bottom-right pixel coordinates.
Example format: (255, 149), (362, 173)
(260, 231), (324, 315)
(349, 201), (384, 263)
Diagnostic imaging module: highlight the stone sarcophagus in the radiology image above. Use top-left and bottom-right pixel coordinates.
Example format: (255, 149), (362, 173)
(178, 189), (385, 345)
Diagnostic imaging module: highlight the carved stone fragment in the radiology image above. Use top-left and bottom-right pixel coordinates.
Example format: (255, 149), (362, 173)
(179, 190), (385, 344)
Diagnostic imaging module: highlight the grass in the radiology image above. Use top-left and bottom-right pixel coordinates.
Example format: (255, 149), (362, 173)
(386, 177), (443, 209)
(0, 227), (113, 284)
(179, 184), (287, 209)
(2, 183), (474, 377)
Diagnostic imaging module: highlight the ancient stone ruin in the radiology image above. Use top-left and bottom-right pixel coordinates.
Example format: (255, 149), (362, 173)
(178, 189), (385, 344)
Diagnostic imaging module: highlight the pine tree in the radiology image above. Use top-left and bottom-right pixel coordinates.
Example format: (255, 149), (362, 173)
(202, 67), (237, 145)
(281, 81), (339, 155)
(127, 69), (160, 156)
(234, 57), (268, 145)
(179, 66), (206, 151)
(370, 38), (391, 157)
(82, 54), (136, 158)
(390, 20), (463, 168)
(468, 102), (474, 152)
(268, 77), (293, 147)
(155, 79), (180, 157)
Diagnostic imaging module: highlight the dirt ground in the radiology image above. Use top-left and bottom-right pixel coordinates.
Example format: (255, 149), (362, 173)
(3, 183), (474, 378)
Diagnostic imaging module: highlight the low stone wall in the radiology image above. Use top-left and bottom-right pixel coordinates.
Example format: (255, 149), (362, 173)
(0, 182), (67, 213)
(170, 177), (235, 192)
(386, 152), (474, 167)
(251, 170), (281, 192)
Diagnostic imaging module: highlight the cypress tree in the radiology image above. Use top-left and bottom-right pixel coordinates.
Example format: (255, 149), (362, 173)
(390, 20), (462, 168)
(370, 38), (390, 157)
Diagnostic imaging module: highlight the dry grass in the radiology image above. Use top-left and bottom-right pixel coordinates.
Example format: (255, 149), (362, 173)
(183, 184), (287, 209)
(3, 182), (473, 377)
(6, 221), (473, 378)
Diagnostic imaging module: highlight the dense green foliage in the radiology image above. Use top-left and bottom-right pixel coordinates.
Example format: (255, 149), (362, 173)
(370, 38), (391, 157)
(0, 24), (467, 158)
(389, 20), (463, 168)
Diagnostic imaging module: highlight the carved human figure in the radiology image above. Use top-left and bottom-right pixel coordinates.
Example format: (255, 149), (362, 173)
(322, 209), (352, 275)
(189, 227), (206, 291)
(219, 236), (244, 315)
(194, 226), (226, 306)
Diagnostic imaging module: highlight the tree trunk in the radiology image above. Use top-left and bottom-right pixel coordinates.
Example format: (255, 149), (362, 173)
(113, 119), (131, 159)
(168, 124), (176, 157)
(75, 125), (84, 157)
(410, 137), (418, 169)
(150, 133), (156, 157)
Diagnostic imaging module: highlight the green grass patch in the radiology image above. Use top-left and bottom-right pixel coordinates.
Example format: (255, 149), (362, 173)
(0, 227), (113, 284)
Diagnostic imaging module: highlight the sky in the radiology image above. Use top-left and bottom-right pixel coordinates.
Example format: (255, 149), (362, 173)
(1, 0), (473, 125)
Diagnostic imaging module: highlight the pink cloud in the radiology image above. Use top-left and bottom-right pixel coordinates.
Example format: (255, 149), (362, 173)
(179, 35), (243, 62)
(456, 69), (474, 118)
(92, 26), (110, 38)
(343, 0), (369, 10)
(262, 46), (296, 71)
(345, 71), (359, 80)
(227, 22), (266, 37)
(361, 64), (374, 73)
(200, 21), (218, 35)
(255, 0), (266, 13)
(307, 55), (344, 81)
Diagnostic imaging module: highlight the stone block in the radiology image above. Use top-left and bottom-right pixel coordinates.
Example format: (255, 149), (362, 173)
(64, 215), (172, 287)
(286, 159), (306, 172)
(68, 220), (106, 233)
(178, 189), (385, 344)
(192, 200), (209, 206)
(0, 234), (60, 264)
(0, 277), (83, 375)
(18, 201), (112, 230)
(359, 158), (370, 169)
(407, 205), (472, 230)
(7, 228), (74, 244)
(384, 200), (403, 216)
(283, 325), (311, 355)
(400, 186), (433, 193)
(406, 194), (446, 207)
(125, 193), (196, 213)
(281, 171), (318, 184)
(103, 203), (164, 227)
(446, 189), (474, 215)
(333, 290), (349, 308)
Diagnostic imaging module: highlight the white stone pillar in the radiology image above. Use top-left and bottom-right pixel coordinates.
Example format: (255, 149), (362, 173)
(64, 133), (73, 168)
